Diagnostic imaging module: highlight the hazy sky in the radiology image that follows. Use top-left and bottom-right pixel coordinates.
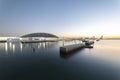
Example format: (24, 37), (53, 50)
(0, 0), (120, 37)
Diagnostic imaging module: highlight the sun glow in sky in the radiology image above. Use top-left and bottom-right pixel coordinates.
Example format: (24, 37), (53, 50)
(0, 0), (120, 38)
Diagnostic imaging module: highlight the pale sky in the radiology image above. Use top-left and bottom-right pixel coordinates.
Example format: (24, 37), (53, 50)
(0, 0), (120, 37)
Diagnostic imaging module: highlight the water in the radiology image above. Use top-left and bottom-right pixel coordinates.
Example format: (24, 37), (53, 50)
(0, 40), (120, 80)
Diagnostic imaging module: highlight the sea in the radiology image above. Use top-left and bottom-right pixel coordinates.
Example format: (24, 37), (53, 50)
(0, 40), (120, 80)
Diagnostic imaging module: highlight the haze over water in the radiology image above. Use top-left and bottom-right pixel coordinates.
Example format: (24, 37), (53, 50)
(0, 40), (120, 80)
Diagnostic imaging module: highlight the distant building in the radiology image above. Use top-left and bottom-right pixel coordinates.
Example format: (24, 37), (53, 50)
(21, 32), (59, 42)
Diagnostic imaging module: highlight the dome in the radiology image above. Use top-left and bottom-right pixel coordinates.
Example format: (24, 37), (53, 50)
(21, 33), (58, 38)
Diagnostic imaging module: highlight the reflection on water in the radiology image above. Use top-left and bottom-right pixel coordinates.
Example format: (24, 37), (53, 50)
(0, 40), (120, 80)
(0, 40), (120, 62)
(20, 43), (23, 52)
(0, 42), (58, 56)
(60, 48), (85, 59)
(5, 43), (8, 53)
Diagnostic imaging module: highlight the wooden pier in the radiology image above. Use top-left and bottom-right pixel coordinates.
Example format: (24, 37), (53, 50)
(60, 43), (85, 54)
(60, 40), (94, 54)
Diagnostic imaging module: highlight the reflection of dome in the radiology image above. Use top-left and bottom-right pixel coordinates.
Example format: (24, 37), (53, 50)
(21, 33), (58, 38)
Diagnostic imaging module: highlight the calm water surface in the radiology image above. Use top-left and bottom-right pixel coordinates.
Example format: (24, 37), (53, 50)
(0, 40), (120, 80)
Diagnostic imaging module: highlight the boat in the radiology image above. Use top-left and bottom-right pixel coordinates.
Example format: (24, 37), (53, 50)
(84, 40), (94, 48)
(84, 45), (93, 48)
(85, 40), (94, 45)
(96, 39), (100, 41)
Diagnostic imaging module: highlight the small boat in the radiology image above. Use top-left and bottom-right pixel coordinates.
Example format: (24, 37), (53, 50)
(85, 40), (94, 45)
(84, 40), (94, 48)
(82, 39), (89, 42)
(96, 39), (100, 41)
(85, 45), (93, 48)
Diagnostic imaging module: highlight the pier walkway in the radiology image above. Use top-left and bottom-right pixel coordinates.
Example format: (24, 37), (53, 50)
(60, 43), (85, 53)
(60, 40), (94, 54)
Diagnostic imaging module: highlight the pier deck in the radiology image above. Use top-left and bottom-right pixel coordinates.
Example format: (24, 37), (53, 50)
(60, 43), (85, 53)
(60, 40), (94, 54)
